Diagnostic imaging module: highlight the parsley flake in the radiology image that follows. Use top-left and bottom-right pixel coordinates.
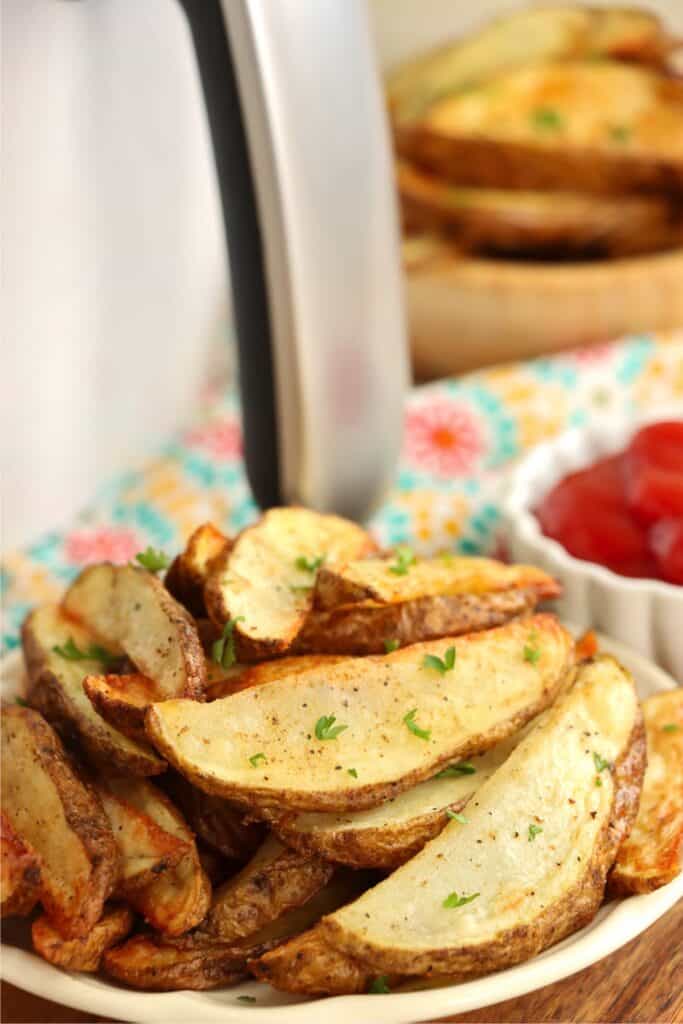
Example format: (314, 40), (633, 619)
(236, 995), (256, 1004)
(389, 546), (416, 576)
(211, 617), (245, 670)
(528, 824), (543, 841)
(403, 708), (431, 741)
(294, 554), (325, 573)
(422, 647), (456, 675)
(315, 715), (348, 741)
(52, 637), (117, 666)
(662, 723), (680, 733)
(368, 976), (390, 994)
(609, 124), (631, 143)
(436, 761), (476, 778)
(14, 696), (29, 707)
(443, 891), (479, 909)
(595, 776), (603, 787)
(249, 753), (267, 768)
(384, 638), (400, 653)
(446, 809), (468, 824)
(347, 768), (358, 778)
(593, 752), (611, 774)
(531, 107), (564, 132)
(134, 546), (170, 572)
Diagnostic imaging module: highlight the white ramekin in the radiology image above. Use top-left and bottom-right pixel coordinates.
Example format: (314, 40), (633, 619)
(503, 405), (683, 684)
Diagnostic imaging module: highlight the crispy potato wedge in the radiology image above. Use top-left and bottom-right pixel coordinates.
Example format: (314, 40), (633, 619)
(252, 924), (371, 996)
(402, 62), (683, 195)
(32, 905), (134, 972)
(316, 555), (558, 608)
(397, 160), (683, 257)
(1, 813), (42, 917)
(1, 703), (118, 937)
(63, 563), (206, 701)
(610, 688), (683, 894)
(163, 772), (264, 862)
(94, 780), (191, 894)
(206, 655), (345, 701)
(297, 590), (540, 656)
(22, 606), (165, 776)
(83, 673), (156, 744)
(204, 507), (376, 659)
(165, 522), (230, 617)
(146, 614), (574, 813)
(105, 870), (372, 991)
(203, 834), (334, 942)
(387, 6), (675, 126)
(272, 732), (522, 868)
(320, 656), (644, 980)
(102, 777), (211, 936)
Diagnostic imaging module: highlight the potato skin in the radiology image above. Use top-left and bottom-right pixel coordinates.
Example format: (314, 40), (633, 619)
(165, 523), (230, 619)
(250, 925), (370, 996)
(163, 772), (265, 862)
(102, 933), (250, 991)
(0, 813), (42, 917)
(32, 905), (134, 972)
(83, 674), (154, 745)
(296, 588), (537, 656)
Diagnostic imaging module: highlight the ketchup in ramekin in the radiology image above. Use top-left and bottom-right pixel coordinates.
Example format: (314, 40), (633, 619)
(536, 421), (683, 585)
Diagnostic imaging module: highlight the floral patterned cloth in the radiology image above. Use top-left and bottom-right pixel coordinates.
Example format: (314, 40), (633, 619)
(3, 330), (683, 652)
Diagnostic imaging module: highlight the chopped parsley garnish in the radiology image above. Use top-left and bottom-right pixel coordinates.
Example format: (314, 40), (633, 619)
(403, 708), (431, 741)
(436, 761), (476, 778)
(52, 637), (118, 666)
(315, 715), (348, 741)
(443, 891), (479, 909)
(523, 632), (541, 665)
(528, 824), (543, 841)
(422, 647), (456, 675)
(384, 638), (400, 653)
(211, 616), (244, 670)
(289, 584), (313, 594)
(294, 554), (325, 573)
(14, 696), (29, 707)
(531, 107), (564, 132)
(249, 753), (267, 768)
(236, 995), (256, 1004)
(134, 546), (170, 572)
(368, 976), (390, 994)
(595, 776), (603, 787)
(347, 768), (358, 778)
(593, 752), (611, 774)
(662, 723), (680, 733)
(609, 124), (631, 143)
(446, 809), (468, 824)
(389, 546), (416, 576)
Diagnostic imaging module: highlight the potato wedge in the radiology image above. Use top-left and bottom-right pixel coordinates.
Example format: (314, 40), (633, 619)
(22, 606), (165, 776)
(103, 777), (211, 936)
(252, 924), (371, 996)
(32, 905), (134, 972)
(297, 590), (540, 656)
(1, 813), (42, 917)
(165, 522), (230, 617)
(320, 656), (645, 979)
(402, 62), (683, 196)
(272, 732), (522, 869)
(610, 688), (683, 894)
(163, 772), (265, 862)
(206, 655), (345, 701)
(202, 835), (334, 942)
(387, 6), (674, 126)
(1, 703), (118, 937)
(105, 870), (372, 991)
(397, 160), (682, 257)
(146, 614), (574, 813)
(63, 563), (206, 700)
(94, 780), (191, 894)
(83, 673), (156, 744)
(204, 507), (375, 659)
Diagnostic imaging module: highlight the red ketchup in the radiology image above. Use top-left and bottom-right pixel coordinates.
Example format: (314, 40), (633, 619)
(535, 421), (683, 585)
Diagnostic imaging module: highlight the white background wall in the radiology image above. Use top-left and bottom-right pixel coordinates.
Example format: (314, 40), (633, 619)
(2, 0), (681, 549)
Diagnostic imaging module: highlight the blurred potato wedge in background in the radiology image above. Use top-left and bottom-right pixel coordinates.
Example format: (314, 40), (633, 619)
(204, 507), (376, 660)
(146, 615), (574, 814)
(31, 905), (134, 973)
(610, 688), (683, 894)
(63, 563), (207, 702)
(165, 522), (230, 618)
(1, 812), (42, 918)
(1, 703), (118, 937)
(22, 606), (165, 776)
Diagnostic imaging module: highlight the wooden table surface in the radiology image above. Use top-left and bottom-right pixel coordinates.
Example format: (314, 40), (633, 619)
(2, 898), (680, 1024)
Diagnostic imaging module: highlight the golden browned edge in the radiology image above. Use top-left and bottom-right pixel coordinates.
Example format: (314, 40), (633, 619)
(31, 905), (134, 972)
(251, 924), (372, 996)
(296, 588), (538, 656)
(272, 794), (469, 870)
(320, 711), (647, 978)
(397, 128), (683, 197)
(2, 703), (120, 938)
(165, 523), (230, 619)
(0, 813), (43, 917)
(146, 616), (574, 813)
(83, 675), (150, 745)
(163, 772), (265, 862)
(202, 845), (334, 942)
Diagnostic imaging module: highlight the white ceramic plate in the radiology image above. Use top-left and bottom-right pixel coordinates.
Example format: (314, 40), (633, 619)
(2, 639), (681, 1024)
